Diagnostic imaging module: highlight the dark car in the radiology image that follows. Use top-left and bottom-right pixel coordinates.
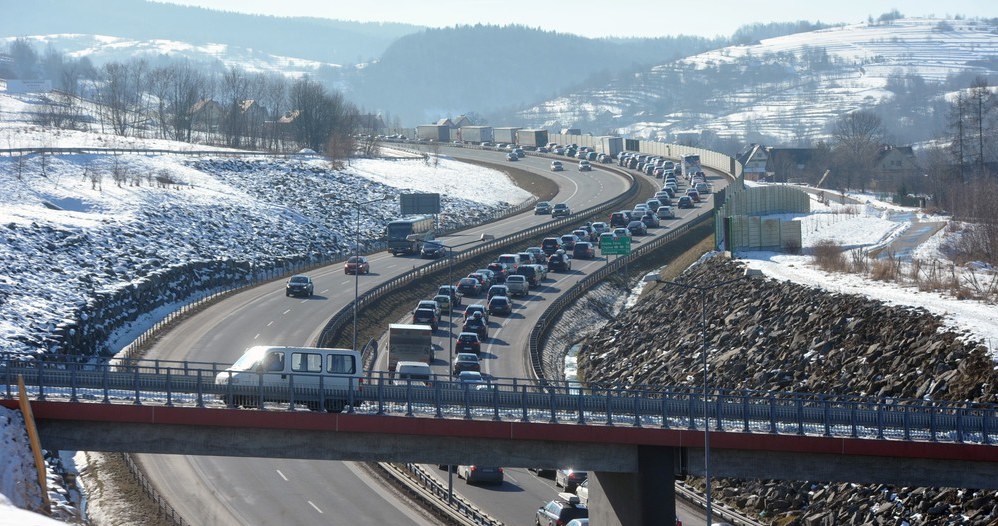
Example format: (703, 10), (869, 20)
(438, 285), (463, 307)
(514, 264), (541, 288)
(458, 465), (503, 485)
(462, 314), (488, 340)
(537, 494), (588, 526)
(285, 275), (314, 297)
(412, 308), (439, 330)
(559, 234), (580, 250)
(463, 304), (489, 324)
(457, 277), (482, 297)
(452, 353), (481, 374)
(486, 262), (509, 283)
(506, 152), (518, 161)
(487, 284), (509, 301)
(551, 203), (571, 218)
(572, 242), (595, 259)
(420, 241), (446, 258)
(547, 251), (572, 272)
(556, 469), (588, 492)
(344, 256), (370, 275)
(541, 237), (561, 255)
(677, 196), (694, 209)
(609, 211), (630, 228)
(455, 332), (482, 354)
(627, 220), (648, 236)
(535, 201), (553, 215)
(641, 212), (660, 228)
(487, 296), (512, 316)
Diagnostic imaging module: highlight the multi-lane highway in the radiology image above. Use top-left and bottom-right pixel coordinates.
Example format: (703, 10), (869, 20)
(137, 149), (634, 525)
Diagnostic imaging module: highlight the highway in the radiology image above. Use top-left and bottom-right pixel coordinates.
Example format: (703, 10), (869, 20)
(136, 148), (633, 525)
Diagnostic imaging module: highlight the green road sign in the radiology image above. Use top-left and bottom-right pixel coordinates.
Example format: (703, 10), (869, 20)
(600, 237), (631, 255)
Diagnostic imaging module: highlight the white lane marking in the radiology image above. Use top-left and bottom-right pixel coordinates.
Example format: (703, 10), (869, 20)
(308, 500), (323, 514)
(320, 289), (329, 294)
(282, 309), (291, 315)
(275, 469), (288, 481)
(340, 280), (351, 285)
(266, 321), (274, 327)
(254, 333), (260, 340)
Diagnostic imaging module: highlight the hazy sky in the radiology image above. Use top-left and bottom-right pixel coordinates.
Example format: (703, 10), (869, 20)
(155, 0), (994, 38)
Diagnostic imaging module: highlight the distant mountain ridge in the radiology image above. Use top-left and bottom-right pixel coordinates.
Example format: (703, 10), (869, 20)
(0, 0), (421, 65)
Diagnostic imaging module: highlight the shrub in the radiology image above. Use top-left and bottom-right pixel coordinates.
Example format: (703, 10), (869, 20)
(812, 239), (847, 272)
(784, 238), (801, 255)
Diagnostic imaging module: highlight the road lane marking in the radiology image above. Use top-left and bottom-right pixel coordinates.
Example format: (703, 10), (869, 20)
(275, 469), (288, 481)
(283, 309), (291, 315)
(308, 500), (323, 514)
(320, 289), (329, 294)
(254, 333), (260, 340)
(266, 321), (274, 327)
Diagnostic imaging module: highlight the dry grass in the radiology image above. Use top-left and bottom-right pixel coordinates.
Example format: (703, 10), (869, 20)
(812, 239), (848, 272)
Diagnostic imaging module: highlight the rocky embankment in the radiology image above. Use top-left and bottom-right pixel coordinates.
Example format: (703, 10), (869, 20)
(578, 255), (998, 525)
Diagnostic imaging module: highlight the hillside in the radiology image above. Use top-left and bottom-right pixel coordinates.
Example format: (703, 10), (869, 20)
(516, 17), (998, 145)
(0, 0), (421, 66)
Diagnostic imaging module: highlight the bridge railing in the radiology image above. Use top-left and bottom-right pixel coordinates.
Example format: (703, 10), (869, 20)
(4, 355), (996, 446)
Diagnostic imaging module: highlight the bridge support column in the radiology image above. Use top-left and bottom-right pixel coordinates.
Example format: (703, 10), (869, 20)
(590, 446), (683, 526)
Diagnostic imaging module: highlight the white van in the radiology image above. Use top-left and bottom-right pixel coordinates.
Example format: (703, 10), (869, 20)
(393, 361), (433, 385)
(215, 346), (364, 412)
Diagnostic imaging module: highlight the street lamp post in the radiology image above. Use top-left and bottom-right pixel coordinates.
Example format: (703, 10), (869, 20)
(324, 194), (393, 350)
(643, 267), (762, 525)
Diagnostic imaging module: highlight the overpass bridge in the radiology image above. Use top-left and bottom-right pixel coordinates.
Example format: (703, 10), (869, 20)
(4, 356), (998, 525)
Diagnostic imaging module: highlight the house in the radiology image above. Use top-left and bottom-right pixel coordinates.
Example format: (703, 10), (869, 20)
(736, 144), (771, 181)
(451, 115), (471, 128)
(435, 118), (454, 128)
(190, 99), (224, 133)
(874, 145), (920, 188)
(237, 99), (269, 125)
(766, 147), (824, 184)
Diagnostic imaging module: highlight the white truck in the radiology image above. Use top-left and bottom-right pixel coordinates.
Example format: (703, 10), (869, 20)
(388, 323), (434, 371)
(504, 275), (529, 297)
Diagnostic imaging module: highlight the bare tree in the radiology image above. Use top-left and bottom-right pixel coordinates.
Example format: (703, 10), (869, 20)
(164, 62), (206, 142)
(219, 67), (251, 148)
(95, 60), (148, 136)
(831, 110), (885, 190)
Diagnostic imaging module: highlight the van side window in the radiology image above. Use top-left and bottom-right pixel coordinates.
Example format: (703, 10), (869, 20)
(327, 354), (356, 374)
(264, 352), (285, 371)
(291, 352), (322, 373)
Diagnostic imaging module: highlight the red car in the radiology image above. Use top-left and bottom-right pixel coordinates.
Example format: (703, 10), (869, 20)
(344, 256), (370, 275)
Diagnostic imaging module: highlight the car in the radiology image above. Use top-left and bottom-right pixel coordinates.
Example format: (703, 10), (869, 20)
(556, 469), (588, 492)
(513, 148), (525, 158)
(609, 211), (630, 228)
(438, 285), (463, 307)
(284, 275), (314, 297)
(566, 520), (589, 526)
(572, 228), (592, 243)
(464, 304), (489, 324)
(344, 256), (370, 275)
(662, 186), (677, 198)
(572, 242), (595, 259)
(646, 199), (662, 211)
(627, 220), (648, 236)
(506, 152), (518, 161)
(412, 308), (439, 330)
(525, 246), (546, 263)
(417, 300), (440, 318)
(432, 294), (453, 313)
(677, 196), (694, 209)
(612, 227), (631, 240)
(497, 253), (520, 271)
(535, 201), (553, 215)
(486, 262), (509, 283)
(455, 332), (482, 354)
(559, 234), (580, 250)
(505, 275), (529, 297)
(633, 204), (648, 213)
(468, 272), (491, 288)
(575, 479), (589, 506)
(578, 160), (592, 171)
(541, 237), (561, 255)
(686, 189), (701, 202)
(550, 161), (564, 172)
(656, 205), (676, 219)
(475, 268), (496, 286)
(487, 284), (509, 301)
(515, 264), (542, 288)
(457, 277), (482, 297)
(516, 253), (534, 268)
(458, 465), (503, 485)
(529, 263), (548, 281)
(547, 251), (572, 271)
(641, 212), (660, 228)
(462, 313), (488, 340)
(590, 222), (609, 235)
(537, 493), (588, 526)
(696, 181), (711, 194)
(551, 203), (571, 218)
(420, 241), (446, 259)
(487, 295), (512, 316)
(452, 353), (481, 375)
(597, 231), (617, 248)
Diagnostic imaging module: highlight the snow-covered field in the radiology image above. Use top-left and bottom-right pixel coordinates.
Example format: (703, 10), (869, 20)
(738, 191), (998, 358)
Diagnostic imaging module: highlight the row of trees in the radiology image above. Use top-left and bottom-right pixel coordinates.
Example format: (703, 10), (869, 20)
(4, 39), (365, 154)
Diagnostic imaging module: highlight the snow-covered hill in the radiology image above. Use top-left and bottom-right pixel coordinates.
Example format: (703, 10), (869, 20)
(518, 17), (998, 143)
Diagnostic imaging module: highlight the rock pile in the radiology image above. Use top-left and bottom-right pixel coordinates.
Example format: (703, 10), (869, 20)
(578, 255), (998, 525)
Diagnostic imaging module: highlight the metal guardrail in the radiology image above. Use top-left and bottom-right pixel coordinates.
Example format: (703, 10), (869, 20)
(5, 355), (998, 446)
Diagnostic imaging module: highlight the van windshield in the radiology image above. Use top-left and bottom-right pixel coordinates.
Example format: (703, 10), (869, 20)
(230, 347), (267, 371)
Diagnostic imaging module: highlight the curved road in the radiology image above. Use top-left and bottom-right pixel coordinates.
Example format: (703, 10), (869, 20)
(137, 149), (631, 525)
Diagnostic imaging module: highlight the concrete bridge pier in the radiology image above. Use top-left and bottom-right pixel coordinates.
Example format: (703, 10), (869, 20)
(589, 446), (683, 526)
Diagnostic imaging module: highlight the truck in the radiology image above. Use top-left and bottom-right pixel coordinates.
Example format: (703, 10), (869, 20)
(599, 136), (623, 157)
(460, 126), (493, 144)
(682, 154), (702, 176)
(387, 323), (434, 372)
(386, 216), (434, 256)
(416, 124), (450, 142)
(493, 127), (520, 145)
(515, 129), (549, 149)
